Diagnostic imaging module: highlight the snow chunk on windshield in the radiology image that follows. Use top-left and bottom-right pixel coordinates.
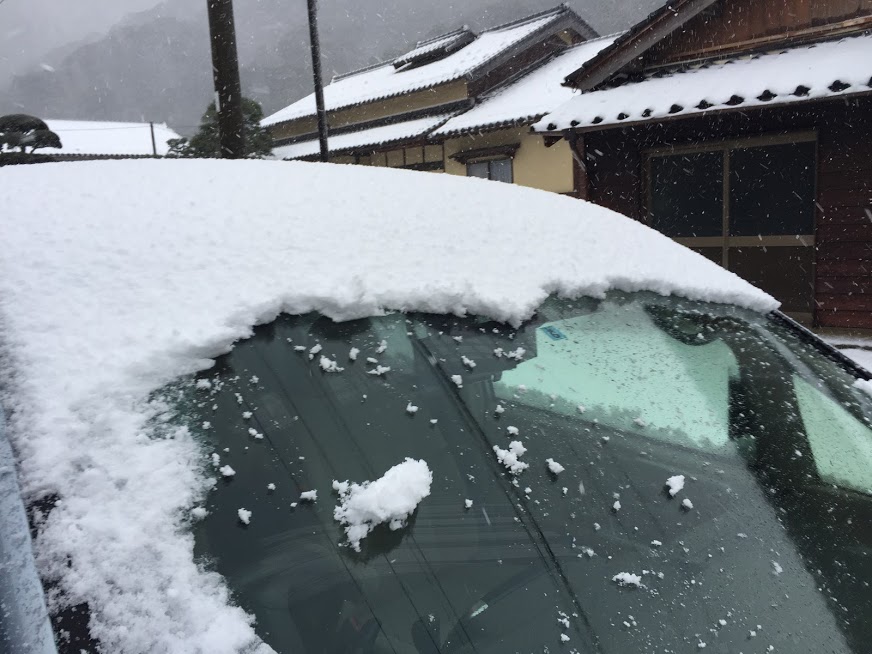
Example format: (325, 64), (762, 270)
(300, 490), (317, 502)
(493, 441), (528, 475)
(333, 458), (432, 552)
(237, 508), (252, 525)
(319, 355), (344, 373)
(612, 572), (642, 587)
(666, 474), (685, 497)
(546, 458), (565, 475)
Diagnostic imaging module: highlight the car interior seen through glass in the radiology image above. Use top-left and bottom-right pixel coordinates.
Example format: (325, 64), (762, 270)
(172, 292), (872, 654)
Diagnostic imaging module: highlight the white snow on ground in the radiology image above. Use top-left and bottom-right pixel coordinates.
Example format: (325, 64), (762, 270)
(0, 159), (775, 653)
(332, 458), (432, 551)
(825, 337), (872, 373)
(665, 474), (685, 497)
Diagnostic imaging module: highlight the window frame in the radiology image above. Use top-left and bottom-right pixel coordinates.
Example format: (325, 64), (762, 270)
(464, 156), (514, 183)
(643, 130), (818, 267)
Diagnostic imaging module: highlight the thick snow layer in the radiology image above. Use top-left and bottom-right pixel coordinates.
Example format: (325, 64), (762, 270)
(434, 34), (618, 135)
(273, 113), (454, 160)
(536, 33), (872, 131)
(332, 458), (432, 551)
(0, 159), (774, 652)
(42, 119), (181, 156)
(263, 9), (565, 126)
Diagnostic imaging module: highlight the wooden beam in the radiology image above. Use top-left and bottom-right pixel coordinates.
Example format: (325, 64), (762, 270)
(564, 0), (720, 91)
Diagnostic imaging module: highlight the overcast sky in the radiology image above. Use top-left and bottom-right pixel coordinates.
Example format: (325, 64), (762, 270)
(1, 0), (657, 83)
(0, 0), (164, 80)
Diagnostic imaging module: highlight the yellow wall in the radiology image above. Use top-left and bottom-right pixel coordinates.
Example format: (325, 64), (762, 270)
(443, 128), (575, 194)
(271, 80), (469, 141)
(322, 129), (571, 192)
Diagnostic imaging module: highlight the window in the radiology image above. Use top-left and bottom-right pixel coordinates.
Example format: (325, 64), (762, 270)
(648, 138), (816, 238)
(650, 151), (723, 237)
(466, 157), (513, 183)
(729, 142), (815, 236)
(647, 135), (817, 315)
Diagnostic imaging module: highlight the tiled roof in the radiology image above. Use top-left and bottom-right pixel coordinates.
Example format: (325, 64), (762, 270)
(433, 33), (619, 136)
(535, 33), (872, 132)
(262, 6), (572, 127)
(273, 113), (454, 160)
(42, 120), (180, 156)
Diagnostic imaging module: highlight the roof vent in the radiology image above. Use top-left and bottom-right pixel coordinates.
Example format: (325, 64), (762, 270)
(724, 95), (744, 106)
(793, 85), (811, 97)
(757, 90), (777, 102)
(668, 104), (684, 114)
(829, 80), (850, 92)
(393, 28), (476, 71)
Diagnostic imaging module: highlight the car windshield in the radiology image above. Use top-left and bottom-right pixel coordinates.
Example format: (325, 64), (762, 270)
(171, 291), (872, 654)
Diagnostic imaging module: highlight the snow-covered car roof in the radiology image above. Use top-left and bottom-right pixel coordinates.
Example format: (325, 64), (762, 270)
(0, 160), (775, 652)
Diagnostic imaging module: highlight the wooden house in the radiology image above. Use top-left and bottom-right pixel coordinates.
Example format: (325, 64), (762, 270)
(536, 0), (872, 327)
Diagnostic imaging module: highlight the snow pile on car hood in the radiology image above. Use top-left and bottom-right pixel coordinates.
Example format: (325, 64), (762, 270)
(0, 159), (775, 653)
(333, 458), (433, 552)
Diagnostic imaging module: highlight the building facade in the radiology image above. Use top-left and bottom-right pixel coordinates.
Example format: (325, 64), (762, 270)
(537, 0), (872, 327)
(263, 6), (604, 196)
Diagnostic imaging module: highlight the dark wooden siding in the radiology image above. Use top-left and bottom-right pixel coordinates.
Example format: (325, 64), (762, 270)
(645, 0), (872, 66)
(583, 96), (872, 328)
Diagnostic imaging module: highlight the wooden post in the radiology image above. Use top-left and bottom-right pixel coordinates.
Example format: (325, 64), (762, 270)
(206, 0), (245, 158)
(306, 0), (329, 162)
(149, 122), (157, 157)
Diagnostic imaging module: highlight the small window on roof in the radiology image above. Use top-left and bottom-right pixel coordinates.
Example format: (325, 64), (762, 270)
(393, 28), (476, 71)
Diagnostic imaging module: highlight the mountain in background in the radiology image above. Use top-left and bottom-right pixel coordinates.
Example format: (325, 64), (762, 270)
(1, 0), (659, 135)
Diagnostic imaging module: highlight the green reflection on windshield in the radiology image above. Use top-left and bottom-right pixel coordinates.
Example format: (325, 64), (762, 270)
(497, 302), (739, 449)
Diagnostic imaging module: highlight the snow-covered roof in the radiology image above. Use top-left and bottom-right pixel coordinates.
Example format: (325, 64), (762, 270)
(262, 7), (570, 127)
(274, 113), (454, 160)
(535, 33), (872, 132)
(391, 28), (475, 69)
(434, 34), (619, 136)
(42, 120), (181, 156)
(0, 159), (775, 653)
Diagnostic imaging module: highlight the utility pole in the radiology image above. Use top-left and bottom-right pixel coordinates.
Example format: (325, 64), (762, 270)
(206, 0), (245, 158)
(306, 0), (329, 162)
(149, 121), (157, 157)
